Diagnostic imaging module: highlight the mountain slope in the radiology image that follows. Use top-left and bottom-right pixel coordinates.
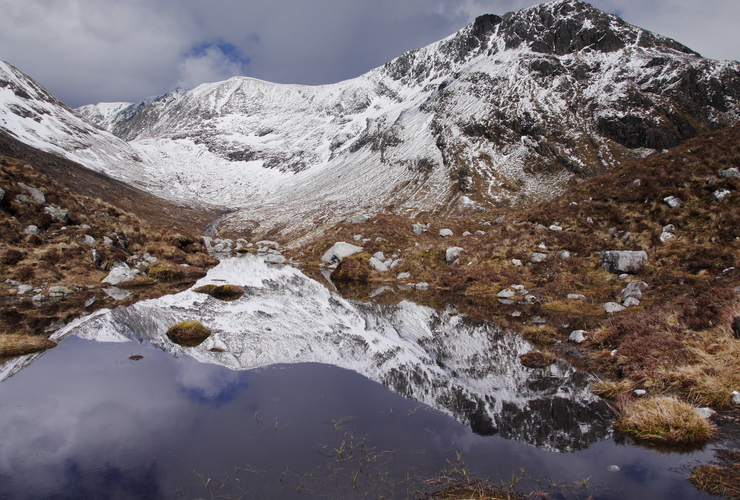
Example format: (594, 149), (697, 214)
(7, 0), (740, 238)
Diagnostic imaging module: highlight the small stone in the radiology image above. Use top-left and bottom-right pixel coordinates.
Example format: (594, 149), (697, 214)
(474, 230), (485, 235)
(512, 259), (523, 267)
(17, 284), (34, 295)
(44, 205), (69, 223)
(445, 247), (463, 264)
(622, 281), (649, 300)
(569, 330), (587, 343)
(349, 214), (369, 224)
(493, 215), (505, 225)
(415, 282), (429, 290)
(497, 289), (515, 299)
(622, 297), (640, 307)
(17, 182), (45, 203)
(353, 234), (362, 241)
(369, 257), (388, 272)
(660, 231), (675, 243)
(102, 262), (136, 285)
(412, 223), (428, 235)
(633, 389), (647, 397)
(607, 465), (621, 472)
(604, 302), (626, 314)
(531, 252), (548, 263)
(524, 294), (536, 303)
(48, 285), (74, 298)
(549, 225), (563, 231)
(619, 274), (630, 280)
(103, 236), (114, 245)
(714, 188), (731, 202)
(396, 272), (411, 280)
(462, 231), (471, 237)
(732, 391), (740, 405)
(567, 294), (586, 301)
(719, 167), (740, 178)
(556, 250), (571, 259)
(531, 316), (546, 324)
(82, 235), (95, 245)
(633, 179), (642, 186)
(103, 287), (133, 301)
(663, 195), (682, 208)
(511, 311), (522, 317)
(31, 293), (45, 304)
(439, 228), (453, 237)
(23, 225), (40, 236)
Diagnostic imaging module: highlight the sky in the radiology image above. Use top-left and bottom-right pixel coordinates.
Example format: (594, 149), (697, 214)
(0, 0), (738, 108)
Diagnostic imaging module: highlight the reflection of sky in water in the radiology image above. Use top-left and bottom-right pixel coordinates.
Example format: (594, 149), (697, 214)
(0, 336), (717, 499)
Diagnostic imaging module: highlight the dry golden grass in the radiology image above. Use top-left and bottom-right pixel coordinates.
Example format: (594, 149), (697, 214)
(0, 334), (56, 357)
(166, 320), (212, 347)
(616, 396), (717, 445)
(591, 379), (636, 399)
(690, 450), (740, 499)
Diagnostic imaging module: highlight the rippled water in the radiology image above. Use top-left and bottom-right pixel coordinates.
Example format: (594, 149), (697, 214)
(0, 255), (717, 499)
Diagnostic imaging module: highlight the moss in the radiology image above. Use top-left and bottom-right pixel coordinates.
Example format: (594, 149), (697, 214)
(331, 253), (373, 282)
(193, 284), (245, 301)
(616, 396), (717, 445)
(166, 320), (211, 347)
(0, 334), (57, 358)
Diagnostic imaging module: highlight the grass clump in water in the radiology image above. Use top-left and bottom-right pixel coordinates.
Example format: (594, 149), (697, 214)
(166, 320), (211, 347)
(193, 284), (245, 301)
(690, 450), (740, 499)
(616, 396), (716, 445)
(519, 350), (556, 369)
(0, 334), (57, 357)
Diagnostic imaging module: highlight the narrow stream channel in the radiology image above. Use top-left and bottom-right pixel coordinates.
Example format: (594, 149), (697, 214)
(0, 255), (718, 499)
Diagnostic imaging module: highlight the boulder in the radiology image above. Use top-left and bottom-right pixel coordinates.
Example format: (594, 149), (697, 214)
(556, 250), (571, 259)
(369, 257), (388, 272)
(714, 188), (731, 202)
(17, 182), (45, 203)
(445, 247), (463, 264)
(604, 302), (626, 314)
(439, 228), (453, 237)
(102, 262), (137, 285)
(601, 250), (648, 274)
(396, 272), (411, 280)
(623, 297), (641, 307)
(349, 214), (369, 224)
(531, 252), (548, 263)
(475, 230), (486, 235)
(17, 284), (34, 295)
(44, 205), (69, 223)
(569, 330), (587, 343)
(82, 235), (95, 245)
(263, 254), (287, 264)
(415, 282), (429, 290)
(23, 225), (40, 236)
(622, 281), (649, 300)
(719, 167), (740, 178)
(373, 251), (385, 261)
(321, 242), (364, 263)
(663, 196), (682, 208)
(412, 222), (429, 235)
(462, 231), (471, 236)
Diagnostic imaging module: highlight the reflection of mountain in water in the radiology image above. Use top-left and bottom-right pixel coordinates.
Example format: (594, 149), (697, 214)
(53, 255), (611, 451)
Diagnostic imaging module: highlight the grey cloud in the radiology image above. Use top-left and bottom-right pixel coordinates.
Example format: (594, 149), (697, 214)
(0, 0), (737, 108)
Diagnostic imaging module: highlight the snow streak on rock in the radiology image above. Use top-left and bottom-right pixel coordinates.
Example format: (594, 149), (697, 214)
(53, 255), (612, 451)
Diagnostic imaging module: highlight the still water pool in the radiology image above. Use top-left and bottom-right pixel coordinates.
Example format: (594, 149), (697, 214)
(0, 256), (717, 499)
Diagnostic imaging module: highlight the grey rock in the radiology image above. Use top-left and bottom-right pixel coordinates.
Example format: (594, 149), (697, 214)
(349, 214), (369, 224)
(31, 293), (45, 304)
(102, 262), (136, 285)
(17, 284), (34, 295)
(604, 302), (626, 314)
(663, 195), (682, 208)
(15, 194), (30, 205)
(531, 316), (546, 324)
(369, 257), (388, 272)
(373, 251), (385, 261)
(23, 225), (40, 236)
(0, 187), (4, 203)
(663, 224), (676, 233)
(622, 297), (640, 307)
(601, 250), (648, 274)
(549, 225), (563, 231)
(493, 215), (505, 225)
(462, 231), (471, 236)
(659, 231), (675, 243)
(396, 272), (411, 280)
(474, 230), (486, 235)
(263, 254), (286, 264)
(5, 279), (20, 286)
(607, 465), (621, 472)
(439, 228), (453, 237)
(719, 167), (740, 178)
(556, 250), (571, 259)
(412, 222), (428, 235)
(732, 391), (740, 405)
(497, 289), (515, 298)
(256, 240), (280, 248)
(511, 259), (523, 267)
(415, 282), (429, 290)
(49, 285), (74, 298)
(714, 188), (731, 202)
(531, 252), (548, 263)
(82, 235), (96, 245)
(569, 330), (587, 343)
(353, 234), (362, 241)
(567, 294), (586, 301)
(622, 281), (649, 300)
(695, 407), (716, 419)
(103, 236), (114, 246)
(17, 182), (45, 203)
(321, 242), (364, 263)
(44, 205), (69, 223)
(633, 389), (647, 397)
(445, 247), (464, 263)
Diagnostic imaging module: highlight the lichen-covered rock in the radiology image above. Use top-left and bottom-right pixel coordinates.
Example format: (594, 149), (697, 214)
(166, 320), (211, 347)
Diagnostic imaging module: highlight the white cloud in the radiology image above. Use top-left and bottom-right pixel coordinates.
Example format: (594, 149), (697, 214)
(176, 45), (249, 90)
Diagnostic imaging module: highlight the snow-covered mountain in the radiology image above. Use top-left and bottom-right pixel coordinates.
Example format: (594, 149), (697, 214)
(3, 0), (740, 237)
